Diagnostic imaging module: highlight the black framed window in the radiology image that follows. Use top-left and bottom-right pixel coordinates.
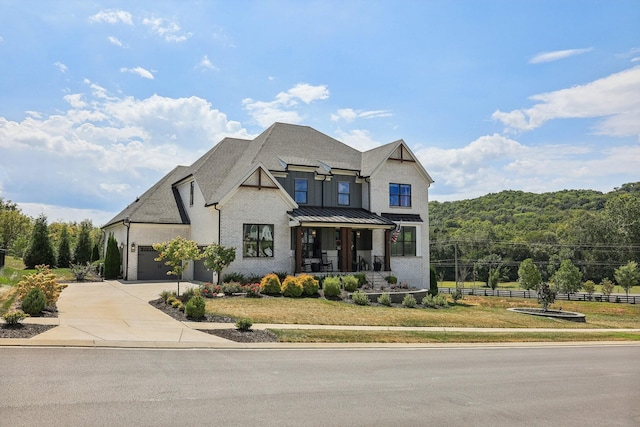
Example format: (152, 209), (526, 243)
(338, 181), (350, 206)
(390, 226), (416, 256)
(389, 183), (411, 207)
(294, 179), (308, 204)
(243, 224), (274, 257)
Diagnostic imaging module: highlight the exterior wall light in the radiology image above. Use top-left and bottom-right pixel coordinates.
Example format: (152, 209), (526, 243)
(130, 242), (136, 252)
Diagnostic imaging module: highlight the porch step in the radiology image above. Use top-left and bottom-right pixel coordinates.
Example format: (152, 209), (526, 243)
(364, 270), (392, 288)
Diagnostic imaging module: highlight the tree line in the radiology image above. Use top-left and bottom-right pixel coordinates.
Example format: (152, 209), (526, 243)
(430, 182), (640, 285)
(0, 198), (103, 269)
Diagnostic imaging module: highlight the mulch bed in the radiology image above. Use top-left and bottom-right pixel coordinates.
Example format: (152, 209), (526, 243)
(0, 305), (59, 339)
(149, 298), (279, 343)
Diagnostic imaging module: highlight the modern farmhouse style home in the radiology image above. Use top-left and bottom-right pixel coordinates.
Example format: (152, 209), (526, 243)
(102, 123), (434, 287)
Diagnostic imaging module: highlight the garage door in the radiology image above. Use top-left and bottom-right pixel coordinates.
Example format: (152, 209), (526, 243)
(193, 258), (213, 283)
(137, 246), (175, 280)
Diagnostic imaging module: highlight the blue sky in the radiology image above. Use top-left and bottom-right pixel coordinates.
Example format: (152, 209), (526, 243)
(1, 0), (638, 226)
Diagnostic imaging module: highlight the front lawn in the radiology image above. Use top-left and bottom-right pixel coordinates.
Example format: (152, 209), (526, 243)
(205, 295), (640, 329)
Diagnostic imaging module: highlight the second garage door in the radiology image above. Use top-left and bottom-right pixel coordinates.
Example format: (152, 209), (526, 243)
(137, 246), (175, 280)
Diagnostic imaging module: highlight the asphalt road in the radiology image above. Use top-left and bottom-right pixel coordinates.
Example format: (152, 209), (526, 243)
(1, 345), (638, 426)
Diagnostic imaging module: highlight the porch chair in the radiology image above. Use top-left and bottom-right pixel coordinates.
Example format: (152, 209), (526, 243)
(321, 252), (333, 272)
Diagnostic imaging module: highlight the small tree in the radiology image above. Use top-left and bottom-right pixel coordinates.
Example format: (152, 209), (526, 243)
(582, 280), (596, 299)
(614, 261), (640, 298)
(201, 243), (236, 285)
(518, 258), (541, 290)
(23, 214), (55, 269)
(429, 266), (438, 296)
(600, 277), (614, 296)
(57, 226), (71, 268)
(103, 234), (121, 280)
(153, 236), (201, 295)
(537, 282), (556, 312)
(91, 243), (100, 262)
(552, 259), (582, 294)
(73, 220), (93, 264)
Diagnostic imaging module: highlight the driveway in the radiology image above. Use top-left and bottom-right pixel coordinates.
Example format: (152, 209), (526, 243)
(30, 281), (233, 346)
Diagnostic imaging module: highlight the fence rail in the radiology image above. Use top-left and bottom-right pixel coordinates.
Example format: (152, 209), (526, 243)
(439, 287), (638, 305)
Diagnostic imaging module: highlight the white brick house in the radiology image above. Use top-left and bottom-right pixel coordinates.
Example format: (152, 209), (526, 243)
(102, 123), (434, 287)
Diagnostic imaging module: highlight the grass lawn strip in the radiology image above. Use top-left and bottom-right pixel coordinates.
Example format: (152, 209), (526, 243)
(270, 329), (640, 343)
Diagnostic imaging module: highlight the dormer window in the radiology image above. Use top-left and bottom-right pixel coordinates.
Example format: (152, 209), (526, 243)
(294, 179), (308, 204)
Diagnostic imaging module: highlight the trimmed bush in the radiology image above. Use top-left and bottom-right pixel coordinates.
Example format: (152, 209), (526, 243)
(185, 295), (206, 319)
(377, 292), (392, 306)
(422, 294), (435, 308)
(323, 277), (341, 298)
(282, 275), (304, 297)
(243, 283), (261, 298)
(354, 273), (367, 287)
(298, 274), (319, 296)
(450, 288), (462, 303)
(236, 318), (253, 331)
(16, 265), (67, 305)
(434, 294), (448, 307)
(342, 275), (358, 292)
(351, 290), (370, 306)
(222, 272), (246, 284)
(221, 281), (243, 295)
(21, 287), (46, 315)
(385, 275), (398, 285)
(402, 294), (417, 308)
(180, 287), (197, 303)
(260, 273), (281, 295)
(2, 311), (29, 325)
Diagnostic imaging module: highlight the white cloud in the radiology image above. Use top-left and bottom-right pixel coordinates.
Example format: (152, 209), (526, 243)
(331, 108), (392, 122)
(89, 9), (133, 26)
(16, 202), (117, 226)
(198, 55), (217, 71)
(142, 17), (191, 42)
(53, 61), (68, 73)
(242, 83), (329, 127)
(120, 66), (155, 80)
(108, 36), (124, 47)
(529, 48), (593, 64)
(493, 66), (640, 137)
(0, 82), (253, 223)
(0, 36), (4, 43)
(334, 129), (381, 151)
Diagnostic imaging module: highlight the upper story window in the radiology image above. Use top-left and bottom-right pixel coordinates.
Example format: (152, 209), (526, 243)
(389, 183), (411, 207)
(189, 181), (195, 206)
(294, 179), (308, 204)
(338, 182), (350, 206)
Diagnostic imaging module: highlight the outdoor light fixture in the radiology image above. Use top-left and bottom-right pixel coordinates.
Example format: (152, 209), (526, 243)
(130, 242), (136, 252)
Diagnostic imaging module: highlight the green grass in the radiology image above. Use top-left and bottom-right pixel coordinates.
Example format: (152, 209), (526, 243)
(205, 295), (640, 329)
(272, 329), (640, 343)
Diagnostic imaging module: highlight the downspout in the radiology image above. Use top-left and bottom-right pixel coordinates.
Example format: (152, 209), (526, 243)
(213, 203), (221, 245)
(123, 217), (130, 280)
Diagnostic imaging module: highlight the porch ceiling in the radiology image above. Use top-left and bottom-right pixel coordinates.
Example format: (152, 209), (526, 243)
(288, 207), (396, 228)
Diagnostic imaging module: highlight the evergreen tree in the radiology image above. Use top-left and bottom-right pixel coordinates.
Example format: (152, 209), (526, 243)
(23, 214), (55, 269)
(57, 226), (71, 268)
(73, 220), (93, 264)
(103, 234), (121, 280)
(429, 266), (438, 296)
(91, 243), (100, 262)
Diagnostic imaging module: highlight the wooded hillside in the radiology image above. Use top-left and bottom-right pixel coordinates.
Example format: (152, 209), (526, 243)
(429, 182), (640, 283)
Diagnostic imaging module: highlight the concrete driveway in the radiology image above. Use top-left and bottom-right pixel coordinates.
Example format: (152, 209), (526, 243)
(29, 281), (234, 347)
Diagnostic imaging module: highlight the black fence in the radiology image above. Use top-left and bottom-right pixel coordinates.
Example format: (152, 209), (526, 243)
(439, 287), (638, 305)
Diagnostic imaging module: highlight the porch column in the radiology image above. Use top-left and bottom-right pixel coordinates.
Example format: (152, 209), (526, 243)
(340, 227), (352, 272)
(384, 229), (391, 271)
(295, 226), (303, 273)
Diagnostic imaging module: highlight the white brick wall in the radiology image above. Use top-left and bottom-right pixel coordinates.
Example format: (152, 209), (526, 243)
(219, 186), (294, 278)
(369, 159), (431, 289)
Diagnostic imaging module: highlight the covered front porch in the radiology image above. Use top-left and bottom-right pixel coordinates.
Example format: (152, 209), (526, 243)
(288, 207), (397, 274)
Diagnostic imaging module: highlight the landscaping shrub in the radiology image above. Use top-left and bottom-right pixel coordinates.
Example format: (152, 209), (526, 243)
(342, 275), (359, 292)
(160, 290), (172, 302)
(422, 294), (435, 308)
(429, 267), (438, 296)
(377, 292), (392, 306)
(200, 283), (221, 298)
(260, 273), (281, 295)
(323, 277), (341, 298)
(434, 294), (448, 307)
(354, 273), (367, 287)
(385, 275), (398, 285)
(243, 283), (261, 298)
(221, 281), (243, 295)
(222, 272), (246, 284)
(103, 234), (121, 279)
(21, 287), (46, 315)
(450, 288), (462, 304)
(235, 318), (253, 331)
(245, 273), (263, 285)
(351, 290), (370, 306)
(281, 276), (303, 297)
(298, 274), (319, 296)
(70, 262), (94, 282)
(2, 311), (28, 326)
(180, 287), (197, 302)
(402, 294), (417, 308)
(16, 265), (67, 305)
(272, 271), (288, 283)
(185, 295), (206, 319)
